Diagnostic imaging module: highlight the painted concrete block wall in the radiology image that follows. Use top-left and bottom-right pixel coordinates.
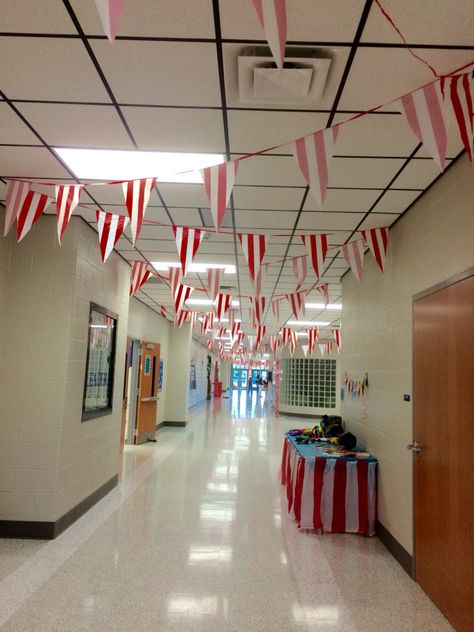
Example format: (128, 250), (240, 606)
(0, 216), (130, 523)
(189, 339), (209, 409)
(166, 324), (192, 423)
(127, 297), (170, 425)
(341, 155), (474, 554)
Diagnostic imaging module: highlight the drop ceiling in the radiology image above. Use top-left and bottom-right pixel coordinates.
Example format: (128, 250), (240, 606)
(0, 0), (472, 339)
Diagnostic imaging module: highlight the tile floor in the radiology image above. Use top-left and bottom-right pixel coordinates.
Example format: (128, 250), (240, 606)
(0, 390), (453, 631)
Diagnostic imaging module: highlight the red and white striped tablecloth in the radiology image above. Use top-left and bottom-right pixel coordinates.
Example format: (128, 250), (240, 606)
(281, 436), (377, 536)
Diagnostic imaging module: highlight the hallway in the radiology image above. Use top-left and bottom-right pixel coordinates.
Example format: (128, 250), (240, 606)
(0, 397), (452, 631)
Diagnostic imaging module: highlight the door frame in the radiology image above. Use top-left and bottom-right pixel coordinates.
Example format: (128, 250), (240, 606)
(412, 266), (474, 576)
(125, 338), (141, 446)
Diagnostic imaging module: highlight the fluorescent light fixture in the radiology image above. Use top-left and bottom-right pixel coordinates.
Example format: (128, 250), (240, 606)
(89, 324), (108, 329)
(53, 148), (224, 183)
(305, 303), (342, 310)
(185, 298), (240, 307)
(286, 321), (330, 326)
(219, 318), (241, 323)
(151, 262), (235, 274)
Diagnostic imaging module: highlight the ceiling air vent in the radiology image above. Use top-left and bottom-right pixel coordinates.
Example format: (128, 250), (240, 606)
(238, 47), (331, 106)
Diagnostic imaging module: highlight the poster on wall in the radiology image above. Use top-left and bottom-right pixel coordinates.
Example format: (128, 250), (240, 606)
(158, 360), (164, 390)
(82, 303), (118, 421)
(190, 364), (197, 390)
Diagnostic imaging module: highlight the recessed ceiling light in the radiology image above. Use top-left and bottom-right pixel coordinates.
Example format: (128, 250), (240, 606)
(306, 303), (342, 310)
(152, 262), (235, 274)
(53, 148), (225, 183)
(185, 298), (240, 307)
(286, 321), (330, 326)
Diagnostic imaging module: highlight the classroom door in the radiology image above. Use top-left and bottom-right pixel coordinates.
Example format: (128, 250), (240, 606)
(135, 341), (160, 445)
(413, 273), (474, 632)
(119, 337), (132, 453)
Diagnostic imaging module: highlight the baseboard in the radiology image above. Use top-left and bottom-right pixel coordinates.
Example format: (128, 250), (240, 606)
(161, 420), (187, 427)
(156, 421), (165, 431)
(279, 411), (323, 419)
(0, 474), (118, 540)
(376, 520), (414, 577)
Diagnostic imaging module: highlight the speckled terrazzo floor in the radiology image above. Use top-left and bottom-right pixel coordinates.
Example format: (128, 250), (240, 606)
(0, 390), (453, 631)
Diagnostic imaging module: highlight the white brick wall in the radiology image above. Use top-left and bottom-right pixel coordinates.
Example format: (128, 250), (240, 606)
(341, 155), (474, 554)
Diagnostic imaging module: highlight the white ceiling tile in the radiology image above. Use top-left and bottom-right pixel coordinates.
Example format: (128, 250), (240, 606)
(339, 48), (474, 111)
(234, 209), (298, 230)
(228, 111), (329, 154)
(158, 183), (208, 207)
(333, 112), (416, 156)
(304, 188), (381, 212)
(1, 0), (76, 33)
(298, 212), (363, 231)
(0, 147), (71, 178)
(361, 0), (474, 45)
(123, 107), (225, 152)
(236, 155), (304, 186)
(372, 189), (420, 213)
(91, 41), (221, 106)
(233, 186), (303, 210)
(359, 213), (400, 230)
(0, 38), (111, 102)
(0, 103), (40, 144)
(391, 159), (451, 189)
(330, 157), (405, 188)
(71, 0), (215, 38)
(16, 103), (134, 149)
(169, 207), (206, 226)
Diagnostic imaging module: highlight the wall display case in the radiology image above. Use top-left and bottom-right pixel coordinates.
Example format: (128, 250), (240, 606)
(82, 303), (118, 421)
(281, 358), (337, 410)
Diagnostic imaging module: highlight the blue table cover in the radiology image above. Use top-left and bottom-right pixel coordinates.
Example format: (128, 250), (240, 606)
(286, 433), (377, 463)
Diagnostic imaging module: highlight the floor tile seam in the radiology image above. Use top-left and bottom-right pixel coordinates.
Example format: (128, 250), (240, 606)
(0, 420), (200, 629)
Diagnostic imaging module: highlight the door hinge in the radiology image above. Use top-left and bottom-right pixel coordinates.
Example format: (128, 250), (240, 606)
(134, 428), (138, 436)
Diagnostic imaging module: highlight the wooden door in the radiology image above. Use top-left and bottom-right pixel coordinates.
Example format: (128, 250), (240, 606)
(119, 337), (132, 453)
(413, 273), (474, 631)
(135, 341), (160, 445)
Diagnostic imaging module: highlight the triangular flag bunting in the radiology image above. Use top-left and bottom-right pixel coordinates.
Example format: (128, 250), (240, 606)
(333, 328), (341, 352)
(238, 233), (267, 286)
(302, 234), (328, 279)
(286, 290), (306, 320)
(214, 293), (232, 321)
(189, 311), (198, 331)
(269, 335), (279, 353)
(207, 267), (222, 301)
(308, 327), (319, 354)
(122, 177), (157, 245)
(96, 210), (129, 262)
(169, 267), (182, 297)
(301, 345), (308, 357)
(326, 341), (334, 355)
(291, 128), (338, 209)
(342, 239), (365, 282)
(231, 321), (241, 339)
(397, 80), (448, 171)
(201, 161), (238, 230)
(55, 184), (82, 244)
(175, 310), (189, 328)
(271, 298), (282, 321)
(160, 305), (167, 319)
(256, 325), (266, 349)
(281, 327), (291, 346)
(17, 191), (54, 242)
(362, 227), (389, 273)
(172, 226), (204, 275)
(94, 0), (126, 41)
(442, 73), (474, 163)
(315, 283), (329, 306)
(174, 283), (194, 313)
(130, 261), (151, 296)
(252, 0), (287, 70)
(292, 255), (307, 290)
(4, 180), (30, 236)
(251, 296), (266, 324)
(318, 343), (326, 356)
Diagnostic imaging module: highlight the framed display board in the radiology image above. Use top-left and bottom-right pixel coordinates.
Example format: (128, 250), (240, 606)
(82, 303), (118, 421)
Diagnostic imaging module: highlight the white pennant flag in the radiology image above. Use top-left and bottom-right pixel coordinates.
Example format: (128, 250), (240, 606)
(201, 161), (238, 231)
(17, 191), (54, 242)
(122, 177), (157, 245)
(207, 267), (222, 301)
(55, 184), (82, 244)
(4, 180), (30, 236)
(252, 0), (287, 70)
(342, 239), (365, 282)
(94, 0), (126, 41)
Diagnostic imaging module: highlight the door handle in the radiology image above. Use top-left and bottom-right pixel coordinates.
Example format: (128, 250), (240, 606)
(140, 396), (159, 402)
(407, 440), (421, 453)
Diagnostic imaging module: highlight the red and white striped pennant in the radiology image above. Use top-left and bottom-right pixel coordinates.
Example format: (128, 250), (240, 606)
(17, 191), (54, 242)
(189, 311), (198, 331)
(251, 296), (266, 324)
(96, 210), (129, 262)
(308, 327), (319, 354)
(94, 0), (126, 41)
(207, 267), (222, 301)
(130, 261), (151, 296)
(169, 267), (182, 297)
(301, 234), (328, 280)
(4, 180), (30, 236)
(238, 233), (267, 288)
(175, 310), (189, 328)
(249, 306), (257, 330)
(289, 330), (297, 356)
(281, 327), (291, 346)
(252, 0), (287, 69)
(271, 298), (282, 322)
(214, 293), (232, 321)
(203, 312), (215, 333)
(174, 283), (194, 313)
(315, 283), (329, 306)
(318, 343), (326, 356)
(333, 328), (341, 352)
(172, 226), (204, 275)
(342, 239), (365, 282)
(397, 80), (448, 171)
(201, 161), (238, 230)
(286, 290), (306, 320)
(231, 321), (241, 339)
(362, 227), (389, 273)
(256, 325), (266, 350)
(292, 255), (307, 290)
(207, 338), (214, 351)
(442, 73), (474, 163)
(269, 335), (279, 353)
(160, 305), (167, 319)
(291, 128), (339, 209)
(218, 326), (227, 337)
(227, 308), (236, 330)
(55, 184), (82, 244)
(122, 177), (157, 245)
(301, 345), (308, 357)
(326, 341), (334, 355)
